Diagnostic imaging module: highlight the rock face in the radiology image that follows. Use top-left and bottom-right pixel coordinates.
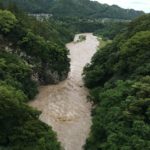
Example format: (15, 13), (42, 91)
(29, 33), (99, 150)
(38, 69), (68, 85)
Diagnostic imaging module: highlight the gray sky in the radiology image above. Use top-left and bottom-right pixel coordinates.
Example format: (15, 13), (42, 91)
(93, 0), (150, 12)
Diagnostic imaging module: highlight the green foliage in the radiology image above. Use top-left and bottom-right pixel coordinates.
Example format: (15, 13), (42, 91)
(83, 14), (150, 150)
(84, 79), (150, 150)
(83, 43), (116, 88)
(0, 9), (17, 33)
(0, 52), (38, 99)
(76, 35), (86, 42)
(20, 16), (74, 44)
(18, 31), (70, 84)
(94, 21), (127, 40)
(0, 9), (71, 84)
(0, 8), (70, 150)
(55, 17), (104, 34)
(83, 14), (150, 88)
(98, 38), (112, 49)
(117, 31), (150, 77)
(126, 14), (150, 37)
(0, 84), (61, 150)
(3, 0), (144, 20)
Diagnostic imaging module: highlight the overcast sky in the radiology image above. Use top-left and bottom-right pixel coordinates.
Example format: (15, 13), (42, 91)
(93, 0), (150, 12)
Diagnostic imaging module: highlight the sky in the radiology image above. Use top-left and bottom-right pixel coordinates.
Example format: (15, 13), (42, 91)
(93, 0), (150, 13)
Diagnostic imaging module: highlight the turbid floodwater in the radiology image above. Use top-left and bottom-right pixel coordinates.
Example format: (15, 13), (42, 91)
(29, 33), (99, 150)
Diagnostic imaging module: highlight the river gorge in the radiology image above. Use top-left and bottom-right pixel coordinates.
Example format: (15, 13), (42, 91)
(29, 33), (99, 150)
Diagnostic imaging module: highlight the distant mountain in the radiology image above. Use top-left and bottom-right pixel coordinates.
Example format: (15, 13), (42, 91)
(3, 0), (144, 19)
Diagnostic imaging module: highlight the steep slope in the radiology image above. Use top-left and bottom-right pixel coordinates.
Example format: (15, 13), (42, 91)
(0, 8), (66, 150)
(0, 8), (73, 85)
(83, 14), (150, 150)
(2, 0), (144, 19)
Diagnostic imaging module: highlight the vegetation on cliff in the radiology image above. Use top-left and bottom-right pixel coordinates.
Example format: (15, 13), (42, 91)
(83, 14), (150, 150)
(3, 0), (144, 20)
(0, 1), (148, 150)
(0, 7), (73, 150)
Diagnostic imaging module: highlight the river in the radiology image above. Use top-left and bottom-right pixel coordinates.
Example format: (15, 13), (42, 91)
(29, 33), (99, 150)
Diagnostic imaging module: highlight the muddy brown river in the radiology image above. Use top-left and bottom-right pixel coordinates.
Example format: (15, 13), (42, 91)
(29, 33), (99, 150)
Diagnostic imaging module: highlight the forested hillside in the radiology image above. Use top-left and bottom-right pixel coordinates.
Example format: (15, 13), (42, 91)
(3, 0), (144, 19)
(83, 14), (150, 150)
(0, 6), (74, 149)
(0, 0), (149, 149)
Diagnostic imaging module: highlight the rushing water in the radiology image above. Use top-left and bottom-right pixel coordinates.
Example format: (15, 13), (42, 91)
(29, 33), (99, 150)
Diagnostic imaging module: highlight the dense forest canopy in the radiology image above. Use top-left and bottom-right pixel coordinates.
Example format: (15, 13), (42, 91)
(83, 14), (150, 150)
(1, 0), (144, 41)
(0, 0), (149, 150)
(0, 5), (73, 149)
(1, 0), (145, 41)
(2, 0), (144, 19)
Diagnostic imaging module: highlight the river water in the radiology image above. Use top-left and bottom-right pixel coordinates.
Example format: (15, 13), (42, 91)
(29, 33), (99, 150)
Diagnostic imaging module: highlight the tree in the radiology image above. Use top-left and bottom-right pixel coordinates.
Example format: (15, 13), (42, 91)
(0, 9), (17, 33)
(0, 84), (61, 150)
